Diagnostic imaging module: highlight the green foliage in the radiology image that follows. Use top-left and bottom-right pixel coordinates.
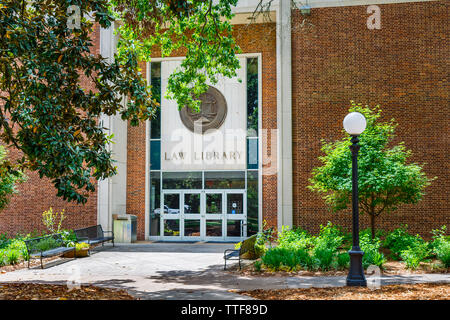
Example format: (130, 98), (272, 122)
(359, 233), (386, 269)
(60, 229), (78, 247)
(253, 260), (263, 272)
(0, 146), (26, 211)
(311, 247), (335, 270)
(0, 0), (157, 203)
(112, 0), (241, 111)
(259, 222), (386, 272)
(311, 222), (345, 270)
(277, 225), (313, 250)
(433, 241), (450, 268)
(261, 246), (312, 271)
(337, 252), (350, 269)
(308, 102), (435, 238)
(400, 242), (431, 270)
(34, 237), (60, 252)
(42, 208), (65, 234)
(5, 249), (20, 265)
(0, 237), (28, 265)
(384, 225), (425, 260)
(253, 220), (276, 256)
(431, 226), (450, 268)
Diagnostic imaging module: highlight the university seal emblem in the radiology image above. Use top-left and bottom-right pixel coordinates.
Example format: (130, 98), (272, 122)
(179, 86), (227, 134)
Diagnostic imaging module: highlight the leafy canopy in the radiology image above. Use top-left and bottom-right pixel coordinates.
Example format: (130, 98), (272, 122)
(0, 146), (26, 211)
(0, 0), (157, 203)
(112, 0), (241, 111)
(308, 102), (434, 220)
(0, 0), (248, 204)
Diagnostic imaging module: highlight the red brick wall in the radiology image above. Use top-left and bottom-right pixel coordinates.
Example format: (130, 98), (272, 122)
(292, 1), (449, 236)
(0, 24), (100, 236)
(126, 23), (279, 239)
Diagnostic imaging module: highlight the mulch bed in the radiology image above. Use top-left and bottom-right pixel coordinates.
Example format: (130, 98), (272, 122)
(227, 260), (449, 277)
(0, 283), (136, 300)
(0, 256), (62, 274)
(239, 283), (450, 300)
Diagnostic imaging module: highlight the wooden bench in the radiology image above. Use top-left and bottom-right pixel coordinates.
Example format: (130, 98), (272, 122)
(223, 234), (258, 270)
(25, 234), (76, 269)
(74, 225), (114, 249)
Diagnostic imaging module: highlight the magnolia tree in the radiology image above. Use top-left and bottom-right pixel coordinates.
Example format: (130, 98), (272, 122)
(0, 146), (26, 211)
(308, 102), (435, 239)
(0, 0), (244, 204)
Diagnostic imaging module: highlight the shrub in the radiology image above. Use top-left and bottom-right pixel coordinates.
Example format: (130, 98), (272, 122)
(34, 237), (60, 252)
(7, 239), (28, 260)
(360, 233), (386, 269)
(336, 252), (350, 269)
(316, 222), (344, 251)
(312, 247), (334, 270)
(431, 226), (450, 268)
(6, 249), (20, 265)
(261, 247), (312, 271)
(0, 251), (5, 266)
(434, 241), (450, 268)
(384, 225), (425, 260)
(400, 242), (431, 269)
(277, 226), (312, 250)
(254, 260), (263, 272)
(60, 229), (77, 247)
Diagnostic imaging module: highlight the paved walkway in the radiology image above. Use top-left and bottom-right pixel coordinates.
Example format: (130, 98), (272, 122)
(1, 243), (448, 299)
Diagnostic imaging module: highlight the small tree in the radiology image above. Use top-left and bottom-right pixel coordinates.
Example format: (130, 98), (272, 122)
(0, 145), (26, 211)
(308, 102), (435, 239)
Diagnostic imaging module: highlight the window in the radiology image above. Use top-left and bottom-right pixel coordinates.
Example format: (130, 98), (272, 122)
(204, 171), (245, 189)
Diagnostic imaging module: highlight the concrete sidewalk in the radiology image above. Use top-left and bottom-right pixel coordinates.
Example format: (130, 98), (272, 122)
(1, 243), (448, 300)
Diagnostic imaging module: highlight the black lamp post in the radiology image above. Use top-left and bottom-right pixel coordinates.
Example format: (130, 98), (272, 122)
(343, 112), (367, 287)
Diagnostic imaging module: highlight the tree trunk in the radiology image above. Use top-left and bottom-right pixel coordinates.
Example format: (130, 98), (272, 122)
(370, 213), (376, 240)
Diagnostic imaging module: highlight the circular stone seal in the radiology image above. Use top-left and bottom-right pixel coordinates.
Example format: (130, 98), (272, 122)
(179, 86), (227, 134)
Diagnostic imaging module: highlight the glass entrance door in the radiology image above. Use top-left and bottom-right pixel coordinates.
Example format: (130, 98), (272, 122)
(225, 192), (246, 239)
(183, 192), (202, 240)
(204, 191), (224, 240)
(160, 190), (246, 241)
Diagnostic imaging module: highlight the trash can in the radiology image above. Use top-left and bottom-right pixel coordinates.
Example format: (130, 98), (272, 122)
(113, 215), (137, 243)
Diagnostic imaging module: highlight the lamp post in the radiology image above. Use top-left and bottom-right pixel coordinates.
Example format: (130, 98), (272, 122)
(343, 112), (367, 287)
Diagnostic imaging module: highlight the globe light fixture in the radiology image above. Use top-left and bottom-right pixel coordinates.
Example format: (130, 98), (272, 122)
(344, 112), (367, 287)
(343, 112), (367, 136)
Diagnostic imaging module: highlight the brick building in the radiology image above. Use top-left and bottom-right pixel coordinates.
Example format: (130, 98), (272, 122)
(1, 0), (448, 240)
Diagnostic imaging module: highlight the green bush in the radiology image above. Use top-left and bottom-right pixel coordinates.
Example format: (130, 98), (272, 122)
(360, 233), (386, 269)
(254, 260), (263, 272)
(0, 251), (5, 266)
(60, 229), (77, 247)
(434, 241), (450, 268)
(5, 249), (20, 265)
(316, 222), (344, 251)
(400, 242), (431, 269)
(0, 236), (28, 265)
(261, 247), (312, 271)
(384, 225), (425, 260)
(431, 226), (450, 268)
(7, 238), (28, 260)
(336, 252), (350, 269)
(312, 247), (334, 270)
(277, 225), (312, 250)
(33, 237), (60, 252)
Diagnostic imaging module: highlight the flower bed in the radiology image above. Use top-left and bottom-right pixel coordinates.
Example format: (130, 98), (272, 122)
(237, 223), (449, 275)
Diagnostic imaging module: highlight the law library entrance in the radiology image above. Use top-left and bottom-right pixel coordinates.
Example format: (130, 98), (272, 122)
(148, 56), (261, 241)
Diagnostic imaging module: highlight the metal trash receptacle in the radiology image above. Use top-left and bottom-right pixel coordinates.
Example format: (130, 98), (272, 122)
(113, 215), (137, 243)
